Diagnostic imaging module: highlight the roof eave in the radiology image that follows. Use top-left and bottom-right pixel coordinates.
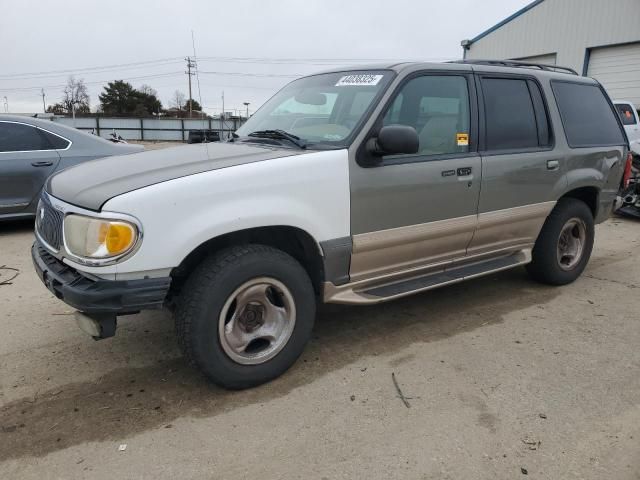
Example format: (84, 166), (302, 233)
(463, 0), (545, 47)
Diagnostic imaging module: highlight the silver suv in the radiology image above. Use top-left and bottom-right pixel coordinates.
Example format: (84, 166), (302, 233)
(32, 60), (631, 389)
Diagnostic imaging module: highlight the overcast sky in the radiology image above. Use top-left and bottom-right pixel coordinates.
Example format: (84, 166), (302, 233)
(0, 0), (531, 115)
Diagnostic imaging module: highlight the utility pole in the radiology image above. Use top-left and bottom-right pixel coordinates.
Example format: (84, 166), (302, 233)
(185, 56), (196, 118)
(221, 91), (225, 138)
(41, 89), (46, 113)
(243, 102), (250, 121)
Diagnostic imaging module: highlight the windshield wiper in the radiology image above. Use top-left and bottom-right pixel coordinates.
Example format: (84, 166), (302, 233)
(247, 129), (307, 149)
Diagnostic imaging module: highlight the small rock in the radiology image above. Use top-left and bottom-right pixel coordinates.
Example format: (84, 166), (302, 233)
(521, 467), (528, 475)
(350, 395), (356, 402)
(118, 444), (127, 452)
(539, 413), (547, 419)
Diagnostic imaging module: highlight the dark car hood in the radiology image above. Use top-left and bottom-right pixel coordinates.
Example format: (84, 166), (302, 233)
(47, 142), (302, 211)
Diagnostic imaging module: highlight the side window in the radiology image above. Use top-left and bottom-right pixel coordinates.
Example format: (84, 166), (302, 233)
(552, 81), (625, 147)
(481, 78), (540, 151)
(383, 75), (470, 156)
(0, 122), (52, 152)
(39, 129), (70, 149)
(615, 103), (638, 126)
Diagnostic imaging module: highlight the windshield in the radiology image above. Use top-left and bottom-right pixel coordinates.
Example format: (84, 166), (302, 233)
(235, 70), (394, 148)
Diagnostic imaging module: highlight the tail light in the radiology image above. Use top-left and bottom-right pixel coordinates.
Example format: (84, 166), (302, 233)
(623, 152), (633, 189)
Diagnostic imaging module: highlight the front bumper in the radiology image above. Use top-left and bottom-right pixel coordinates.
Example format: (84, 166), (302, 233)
(32, 242), (171, 314)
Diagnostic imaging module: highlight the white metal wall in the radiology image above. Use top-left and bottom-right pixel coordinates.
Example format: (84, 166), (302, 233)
(513, 53), (557, 65)
(587, 42), (640, 105)
(465, 0), (640, 74)
(51, 117), (244, 141)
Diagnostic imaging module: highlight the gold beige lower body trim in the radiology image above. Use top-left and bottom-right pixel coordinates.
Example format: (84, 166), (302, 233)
(349, 214), (477, 282)
(326, 201), (555, 305)
(468, 201), (556, 255)
(324, 246), (532, 305)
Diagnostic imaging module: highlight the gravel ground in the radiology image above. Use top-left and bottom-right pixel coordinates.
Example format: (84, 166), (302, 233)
(0, 216), (639, 479)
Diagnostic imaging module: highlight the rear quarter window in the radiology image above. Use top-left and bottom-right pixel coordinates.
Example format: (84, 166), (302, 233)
(39, 129), (71, 149)
(551, 81), (625, 148)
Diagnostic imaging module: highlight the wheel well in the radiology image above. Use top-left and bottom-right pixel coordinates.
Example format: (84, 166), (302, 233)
(560, 187), (599, 217)
(169, 226), (324, 300)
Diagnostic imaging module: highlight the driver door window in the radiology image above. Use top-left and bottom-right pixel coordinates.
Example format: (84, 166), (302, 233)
(383, 75), (471, 158)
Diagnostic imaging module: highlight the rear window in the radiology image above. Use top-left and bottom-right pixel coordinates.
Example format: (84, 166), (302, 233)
(615, 103), (637, 126)
(551, 81), (625, 148)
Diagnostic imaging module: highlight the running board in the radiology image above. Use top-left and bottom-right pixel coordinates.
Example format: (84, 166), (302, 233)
(324, 249), (531, 305)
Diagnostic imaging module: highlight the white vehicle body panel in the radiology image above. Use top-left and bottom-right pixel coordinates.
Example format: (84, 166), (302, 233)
(64, 149), (351, 279)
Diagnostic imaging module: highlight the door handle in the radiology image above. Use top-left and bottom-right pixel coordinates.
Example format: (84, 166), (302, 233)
(31, 161), (54, 167)
(547, 160), (559, 171)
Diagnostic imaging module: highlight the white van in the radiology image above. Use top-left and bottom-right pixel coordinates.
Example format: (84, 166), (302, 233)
(614, 101), (640, 156)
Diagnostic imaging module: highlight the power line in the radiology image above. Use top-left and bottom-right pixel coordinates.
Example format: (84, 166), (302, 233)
(0, 72), (183, 93)
(198, 71), (302, 78)
(0, 60), (185, 81)
(0, 55), (456, 81)
(0, 57), (184, 79)
(0, 70), (300, 93)
(196, 56), (453, 64)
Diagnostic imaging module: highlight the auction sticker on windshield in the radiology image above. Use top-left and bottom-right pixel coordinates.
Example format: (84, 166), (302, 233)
(335, 74), (383, 86)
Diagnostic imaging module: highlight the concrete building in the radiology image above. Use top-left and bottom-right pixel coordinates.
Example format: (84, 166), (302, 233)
(461, 0), (640, 105)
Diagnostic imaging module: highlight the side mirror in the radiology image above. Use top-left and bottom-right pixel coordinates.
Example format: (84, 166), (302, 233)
(368, 125), (419, 157)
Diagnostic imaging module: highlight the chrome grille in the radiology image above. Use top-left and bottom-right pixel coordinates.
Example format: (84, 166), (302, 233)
(36, 194), (64, 251)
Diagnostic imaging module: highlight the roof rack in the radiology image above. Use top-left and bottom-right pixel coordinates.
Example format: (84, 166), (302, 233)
(451, 59), (579, 76)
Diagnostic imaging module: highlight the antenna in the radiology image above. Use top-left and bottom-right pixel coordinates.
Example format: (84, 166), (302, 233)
(191, 30), (209, 152)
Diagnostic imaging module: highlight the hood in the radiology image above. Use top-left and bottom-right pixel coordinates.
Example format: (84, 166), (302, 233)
(47, 142), (302, 211)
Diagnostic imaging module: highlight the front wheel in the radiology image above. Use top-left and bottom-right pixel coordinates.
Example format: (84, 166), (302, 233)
(175, 245), (316, 389)
(526, 198), (595, 285)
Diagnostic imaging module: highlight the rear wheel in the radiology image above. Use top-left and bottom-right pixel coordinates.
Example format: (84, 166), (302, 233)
(526, 198), (595, 285)
(175, 245), (316, 389)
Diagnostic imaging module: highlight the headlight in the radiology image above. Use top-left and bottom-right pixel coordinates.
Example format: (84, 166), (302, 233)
(63, 214), (139, 261)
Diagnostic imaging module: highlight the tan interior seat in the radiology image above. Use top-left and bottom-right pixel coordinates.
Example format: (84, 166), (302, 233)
(418, 116), (459, 155)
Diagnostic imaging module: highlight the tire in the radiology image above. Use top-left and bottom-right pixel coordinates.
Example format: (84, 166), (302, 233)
(175, 245), (316, 389)
(526, 198), (595, 286)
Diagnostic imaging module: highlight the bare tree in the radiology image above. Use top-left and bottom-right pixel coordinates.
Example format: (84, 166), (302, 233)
(61, 76), (90, 114)
(171, 90), (186, 111)
(139, 84), (158, 97)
